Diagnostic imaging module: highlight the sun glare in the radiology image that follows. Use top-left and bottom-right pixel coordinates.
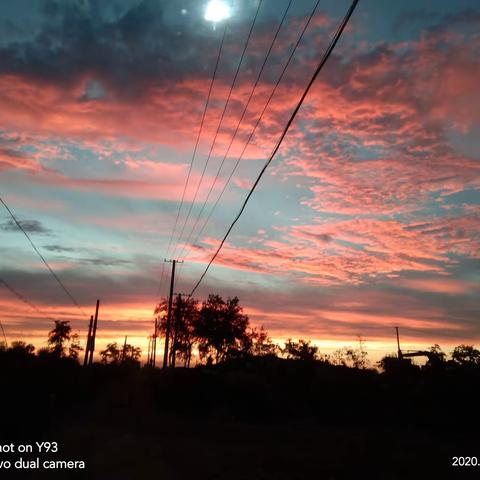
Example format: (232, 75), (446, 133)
(204, 0), (231, 23)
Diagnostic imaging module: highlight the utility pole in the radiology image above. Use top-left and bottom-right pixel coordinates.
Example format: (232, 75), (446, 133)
(169, 292), (192, 367)
(152, 317), (157, 367)
(171, 294), (182, 368)
(88, 299), (100, 366)
(163, 260), (176, 369)
(395, 326), (403, 359)
(122, 335), (127, 362)
(83, 315), (93, 366)
(146, 335), (151, 366)
(162, 259), (184, 369)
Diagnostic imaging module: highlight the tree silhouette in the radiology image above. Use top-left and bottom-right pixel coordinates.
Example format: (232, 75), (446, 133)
(155, 295), (280, 365)
(331, 337), (369, 369)
(100, 342), (121, 364)
(176, 296), (198, 366)
(155, 295), (198, 367)
(249, 326), (278, 357)
(425, 344), (446, 368)
(378, 355), (400, 373)
(282, 339), (318, 361)
(68, 333), (83, 360)
(451, 344), (480, 366)
(47, 320), (71, 356)
(123, 343), (142, 362)
(8, 341), (35, 356)
(195, 295), (250, 363)
(100, 342), (141, 365)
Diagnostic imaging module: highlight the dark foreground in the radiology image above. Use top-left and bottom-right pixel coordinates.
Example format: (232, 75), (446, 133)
(1, 353), (479, 479)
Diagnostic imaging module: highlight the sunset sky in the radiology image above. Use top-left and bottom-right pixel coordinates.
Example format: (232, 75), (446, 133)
(0, 0), (479, 361)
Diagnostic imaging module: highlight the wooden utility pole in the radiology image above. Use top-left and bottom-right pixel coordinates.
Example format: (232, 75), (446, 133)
(122, 335), (127, 362)
(83, 315), (93, 366)
(88, 299), (100, 365)
(146, 335), (151, 366)
(171, 294), (182, 368)
(163, 260), (176, 369)
(152, 317), (157, 367)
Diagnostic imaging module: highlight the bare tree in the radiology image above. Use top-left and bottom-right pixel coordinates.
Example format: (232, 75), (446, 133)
(331, 337), (369, 369)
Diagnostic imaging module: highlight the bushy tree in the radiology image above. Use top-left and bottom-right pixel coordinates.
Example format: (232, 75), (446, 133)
(377, 355), (399, 373)
(425, 344), (446, 368)
(8, 341), (35, 356)
(155, 295), (198, 367)
(123, 343), (142, 362)
(100, 342), (141, 365)
(46, 320), (83, 361)
(47, 320), (71, 356)
(282, 339), (318, 361)
(194, 295), (250, 363)
(451, 344), (480, 366)
(154, 294), (281, 366)
(377, 354), (421, 375)
(37, 347), (54, 358)
(100, 342), (121, 364)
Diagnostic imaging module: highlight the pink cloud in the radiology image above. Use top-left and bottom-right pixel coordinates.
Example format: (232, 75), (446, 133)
(396, 277), (478, 295)
(0, 147), (43, 173)
(270, 29), (480, 216)
(185, 212), (479, 286)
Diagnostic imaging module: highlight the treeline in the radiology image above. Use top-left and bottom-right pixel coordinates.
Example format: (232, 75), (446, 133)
(1, 293), (480, 372)
(153, 294), (276, 367)
(0, 319), (83, 361)
(153, 294), (372, 368)
(0, 319), (142, 365)
(379, 343), (480, 373)
(152, 294), (480, 372)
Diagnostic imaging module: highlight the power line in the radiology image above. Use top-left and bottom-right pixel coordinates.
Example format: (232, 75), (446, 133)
(176, 0), (294, 265)
(156, 260), (166, 297)
(180, 0), (321, 265)
(0, 196), (87, 317)
(173, 0), (294, 292)
(0, 317), (7, 347)
(173, 260), (184, 292)
(156, 23), (228, 300)
(0, 277), (57, 323)
(189, 0), (359, 296)
(163, 25), (228, 266)
(171, 0), (264, 260)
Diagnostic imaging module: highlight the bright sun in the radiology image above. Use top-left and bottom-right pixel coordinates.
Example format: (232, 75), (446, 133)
(205, 0), (231, 22)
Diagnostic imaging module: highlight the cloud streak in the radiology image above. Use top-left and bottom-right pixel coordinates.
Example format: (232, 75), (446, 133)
(0, 1), (478, 355)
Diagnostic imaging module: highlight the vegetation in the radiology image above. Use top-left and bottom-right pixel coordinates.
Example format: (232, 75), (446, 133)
(2, 298), (480, 479)
(8, 340), (35, 355)
(155, 295), (199, 367)
(46, 319), (84, 358)
(3, 294), (479, 372)
(282, 338), (319, 361)
(451, 344), (480, 366)
(154, 294), (276, 366)
(100, 341), (142, 365)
